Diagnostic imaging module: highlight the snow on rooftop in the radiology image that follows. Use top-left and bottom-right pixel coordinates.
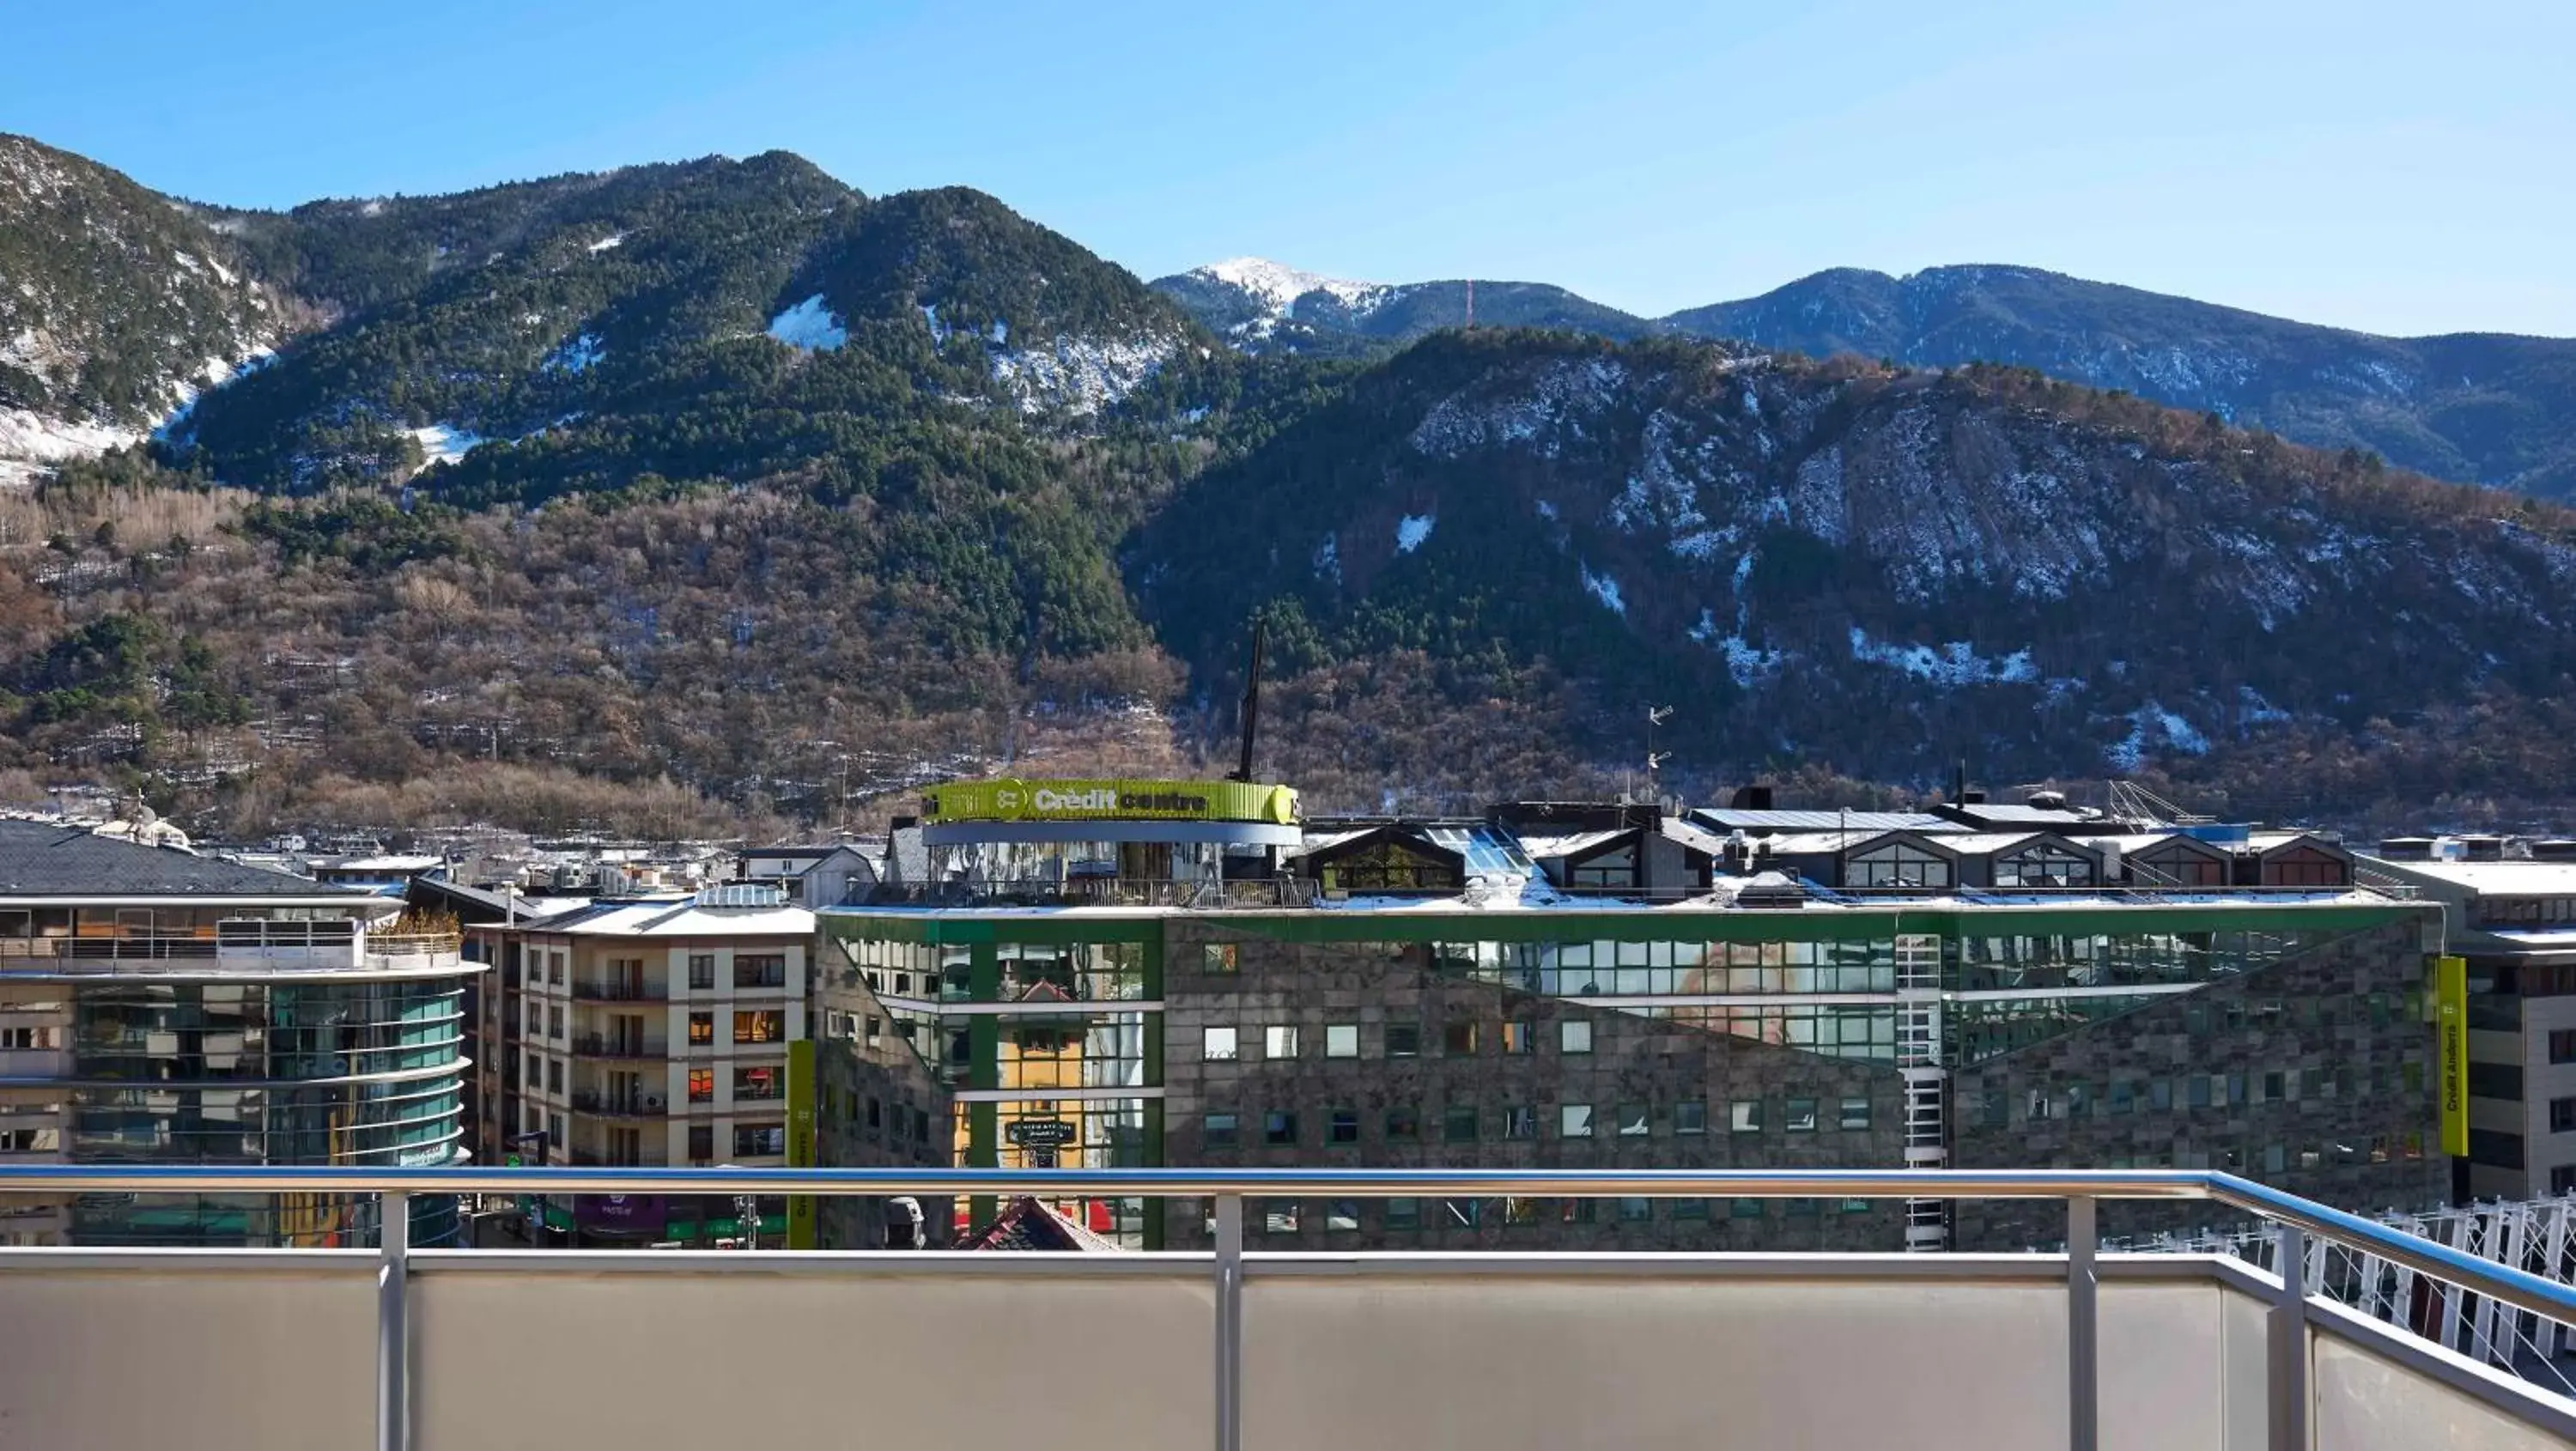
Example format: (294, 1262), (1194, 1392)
(766, 294), (848, 352)
(1395, 514), (1434, 553)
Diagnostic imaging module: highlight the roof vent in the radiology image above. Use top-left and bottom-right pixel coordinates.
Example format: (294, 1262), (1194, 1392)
(2376, 836), (2434, 861)
(694, 882), (787, 908)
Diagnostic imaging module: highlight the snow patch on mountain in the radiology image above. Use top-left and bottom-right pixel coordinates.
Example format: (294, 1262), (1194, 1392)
(1394, 514), (1434, 554)
(1410, 357), (1633, 458)
(1848, 628), (2037, 687)
(1190, 258), (1385, 317)
(0, 410), (137, 486)
(2106, 701), (2210, 772)
(1692, 609), (1787, 685)
(1582, 562), (1625, 616)
(766, 294), (848, 351)
(586, 233), (625, 254)
(989, 333), (1176, 416)
(408, 424), (484, 468)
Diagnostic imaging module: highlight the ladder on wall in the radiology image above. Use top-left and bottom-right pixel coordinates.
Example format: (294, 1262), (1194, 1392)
(1894, 934), (1948, 1250)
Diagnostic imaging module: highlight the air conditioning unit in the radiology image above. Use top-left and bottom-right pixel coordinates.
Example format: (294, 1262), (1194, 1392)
(643, 1096), (666, 1112)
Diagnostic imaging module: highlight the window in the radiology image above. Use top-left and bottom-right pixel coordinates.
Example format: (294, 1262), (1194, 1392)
(549, 951), (564, 986)
(1264, 1111), (1297, 1146)
(1264, 1025), (1299, 1059)
(1501, 1019), (1537, 1054)
(1616, 1103), (1649, 1137)
(1443, 1199), (1482, 1229)
(1385, 1199), (1421, 1230)
(1327, 1200), (1361, 1233)
(2553, 1029), (2576, 1065)
(734, 1065), (782, 1101)
(1503, 1106), (1538, 1139)
(1203, 1027), (1239, 1060)
(686, 1125), (714, 1162)
(1559, 1199), (1597, 1225)
(1730, 1198), (1765, 1220)
(1616, 1197), (1651, 1223)
(0, 1127), (58, 1152)
(734, 1124), (785, 1157)
(1329, 1109), (1360, 1144)
(1992, 843), (2095, 889)
(1846, 841), (1953, 889)
(1385, 1105), (1419, 1141)
(1730, 1100), (1764, 1133)
(1443, 1104), (1479, 1143)
(2555, 1165), (2576, 1196)
(547, 1112), (565, 1150)
(2148, 1079), (2173, 1112)
(1560, 1020), (1593, 1054)
(1203, 944), (1238, 974)
(1385, 1023), (1421, 1059)
(0, 1026), (56, 1050)
(546, 1006), (564, 1040)
(1204, 1113), (1239, 1148)
(1674, 1101), (1707, 1135)
(735, 952), (787, 988)
(688, 954), (715, 990)
(2553, 1098), (2576, 1134)
(1443, 1021), (1479, 1056)
(1560, 1103), (1595, 1138)
(688, 1012), (714, 1046)
(546, 1059), (563, 1094)
(865, 1016), (882, 1047)
(1784, 1097), (1819, 1132)
(733, 1010), (784, 1044)
(1325, 1024), (1359, 1058)
(2188, 1076), (2213, 1109)
(526, 1050), (544, 1088)
(1671, 1197), (1709, 1221)
(1838, 1097), (1872, 1131)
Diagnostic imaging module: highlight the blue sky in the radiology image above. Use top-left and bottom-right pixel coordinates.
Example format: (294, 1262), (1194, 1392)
(9, 0), (2571, 336)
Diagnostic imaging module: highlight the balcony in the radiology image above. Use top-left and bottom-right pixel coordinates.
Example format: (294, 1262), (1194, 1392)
(0, 922), (463, 975)
(570, 981), (667, 1003)
(0, 1167), (2569, 1451)
(568, 1092), (669, 1118)
(568, 1036), (666, 1059)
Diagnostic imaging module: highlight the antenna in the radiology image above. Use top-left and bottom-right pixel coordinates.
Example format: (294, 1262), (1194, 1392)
(1227, 618), (1269, 783)
(1646, 705), (1674, 799)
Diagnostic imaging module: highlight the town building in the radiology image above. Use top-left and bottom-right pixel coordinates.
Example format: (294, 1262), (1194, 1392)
(814, 780), (2450, 1252)
(2360, 836), (2576, 1200)
(464, 883), (823, 1244)
(736, 842), (882, 908)
(0, 817), (473, 1247)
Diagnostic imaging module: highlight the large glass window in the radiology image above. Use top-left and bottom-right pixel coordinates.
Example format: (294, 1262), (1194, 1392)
(732, 1011), (784, 1044)
(1846, 842), (1952, 889)
(1992, 844), (2095, 889)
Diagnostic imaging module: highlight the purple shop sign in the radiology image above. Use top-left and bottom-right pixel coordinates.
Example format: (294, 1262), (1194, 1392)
(575, 1193), (666, 1231)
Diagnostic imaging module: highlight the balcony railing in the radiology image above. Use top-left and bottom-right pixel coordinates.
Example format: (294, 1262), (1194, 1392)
(0, 1167), (2569, 1451)
(568, 1093), (669, 1117)
(848, 877), (1316, 909)
(0, 923), (462, 974)
(568, 1036), (665, 1059)
(570, 981), (666, 1002)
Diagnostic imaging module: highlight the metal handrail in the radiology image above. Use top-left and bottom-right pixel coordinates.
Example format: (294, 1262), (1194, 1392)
(0, 1163), (2564, 1323)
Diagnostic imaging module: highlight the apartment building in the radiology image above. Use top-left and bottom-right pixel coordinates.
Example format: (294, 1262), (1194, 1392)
(474, 884), (812, 1244)
(817, 778), (2450, 1251)
(0, 817), (472, 1247)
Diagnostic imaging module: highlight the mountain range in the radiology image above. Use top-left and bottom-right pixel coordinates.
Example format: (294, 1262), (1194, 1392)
(1152, 259), (2576, 501)
(4, 131), (2576, 836)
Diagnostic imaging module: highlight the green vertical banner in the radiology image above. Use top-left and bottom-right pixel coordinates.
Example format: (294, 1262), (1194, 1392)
(2435, 955), (2468, 1159)
(786, 1039), (817, 1248)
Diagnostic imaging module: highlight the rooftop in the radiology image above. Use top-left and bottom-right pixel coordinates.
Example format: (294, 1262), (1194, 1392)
(518, 892), (814, 938)
(0, 817), (374, 902)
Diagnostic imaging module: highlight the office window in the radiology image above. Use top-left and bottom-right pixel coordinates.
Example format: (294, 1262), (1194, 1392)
(1443, 1105), (1479, 1143)
(1265, 1111), (1298, 1145)
(733, 1125), (786, 1157)
(1385, 1105), (1419, 1141)
(1204, 1113), (1239, 1149)
(1616, 1103), (1650, 1137)
(1784, 1098), (1819, 1132)
(1385, 1023), (1421, 1059)
(1385, 1199), (1421, 1230)
(1203, 1027), (1239, 1060)
(686, 1068), (714, 1103)
(1560, 1020), (1593, 1054)
(735, 952), (787, 988)
(688, 954), (715, 990)
(1561, 1103), (1595, 1138)
(1730, 1099), (1764, 1133)
(1325, 1024), (1359, 1058)
(1203, 944), (1238, 974)
(688, 1012), (714, 1046)
(1674, 1101), (1708, 1135)
(2554, 1098), (2576, 1134)
(1501, 1019), (1537, 1054)
(734, 1010), (784, 1044)
(1443, 1020), (1479, 1056)
(687, 1125), (714, 1163)
(1503, 1105), (1538, 1140)
(1838, 1097), (1872, 1131)
(1265, 1025), (1299, 1059)
(1329, 1109), (1360, 1144)
(1327, 1200), (1361, 1233)
(734, 1065), (782, 1101)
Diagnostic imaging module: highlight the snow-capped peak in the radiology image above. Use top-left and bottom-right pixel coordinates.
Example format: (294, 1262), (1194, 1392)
(1191, 257), (1382, 316)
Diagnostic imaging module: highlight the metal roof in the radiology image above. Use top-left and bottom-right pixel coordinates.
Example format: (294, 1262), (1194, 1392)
(0, 819), (370, 901)
(1690, 809), (1960, 834)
